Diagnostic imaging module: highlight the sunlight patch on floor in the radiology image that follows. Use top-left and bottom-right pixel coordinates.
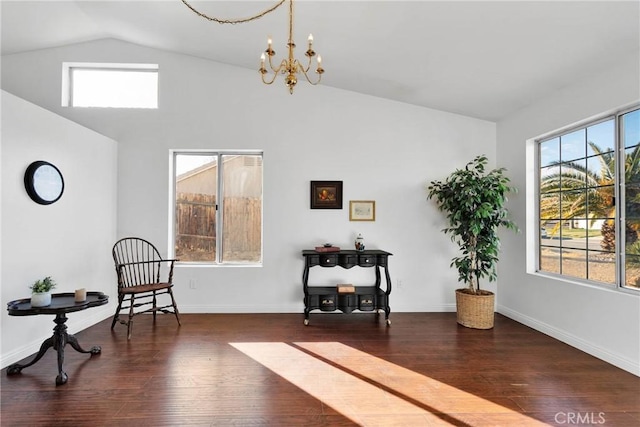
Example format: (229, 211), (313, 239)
(231, 342), (547, 426)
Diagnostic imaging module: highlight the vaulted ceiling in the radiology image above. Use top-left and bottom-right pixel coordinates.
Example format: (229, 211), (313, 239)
(2, 1), (639, 121)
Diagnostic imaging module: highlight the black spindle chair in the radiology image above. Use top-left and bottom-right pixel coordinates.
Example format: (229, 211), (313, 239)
(111, 237), (181, 339)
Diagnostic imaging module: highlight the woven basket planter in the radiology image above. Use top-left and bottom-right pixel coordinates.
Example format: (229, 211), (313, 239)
(455, 289), (495, 329)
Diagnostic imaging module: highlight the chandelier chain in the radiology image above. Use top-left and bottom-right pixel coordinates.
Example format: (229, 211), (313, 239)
(180, 0), (286, 24)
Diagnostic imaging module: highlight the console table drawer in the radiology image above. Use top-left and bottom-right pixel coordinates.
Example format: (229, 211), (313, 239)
(338, 254), (357, 268)
(358, 295), (375, 311)
(319, 254), (337, 267)
(319, 295), (336, 311)
(358, 254), (376, 267)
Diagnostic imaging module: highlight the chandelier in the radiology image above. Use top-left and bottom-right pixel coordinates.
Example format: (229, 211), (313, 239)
(181, 0), (324, 94)
(259, 0), (324, 94)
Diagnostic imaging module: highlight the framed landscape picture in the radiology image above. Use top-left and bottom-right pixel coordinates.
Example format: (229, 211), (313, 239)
(349, 200), (375, 221)
(310, 181), (343, 209)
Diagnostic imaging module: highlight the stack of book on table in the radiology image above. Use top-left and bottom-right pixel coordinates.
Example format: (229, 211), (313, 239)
(337, 284), (355, 294)
(314, 246), (340, 252)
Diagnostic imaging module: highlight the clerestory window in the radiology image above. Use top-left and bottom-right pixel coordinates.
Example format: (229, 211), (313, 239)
(62, 62), (158, 108)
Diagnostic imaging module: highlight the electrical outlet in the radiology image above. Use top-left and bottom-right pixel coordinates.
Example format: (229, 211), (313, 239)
(397, 279), (403, 289)
(189, 279), (197, 289)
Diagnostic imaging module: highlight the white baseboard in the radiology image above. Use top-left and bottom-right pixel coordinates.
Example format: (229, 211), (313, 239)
(498, 305), (639, 377)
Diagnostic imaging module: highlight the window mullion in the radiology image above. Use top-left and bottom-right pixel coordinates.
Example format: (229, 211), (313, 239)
(617, 112), (625, 289)
(216, 153), (223, 264)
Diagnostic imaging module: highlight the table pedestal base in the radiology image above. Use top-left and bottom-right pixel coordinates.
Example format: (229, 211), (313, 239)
(6, 312), (101, 385)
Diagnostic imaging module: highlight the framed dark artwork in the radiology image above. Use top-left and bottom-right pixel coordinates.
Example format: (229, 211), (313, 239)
(310, 181), (343, 209)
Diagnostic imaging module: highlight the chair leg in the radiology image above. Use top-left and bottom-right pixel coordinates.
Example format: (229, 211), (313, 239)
(152, 291), (157, 323)
(111, 294), (124, 330)
(127, 294), (136, 340)
(127, 321), (133, 340)
(168, 288), (181, 326)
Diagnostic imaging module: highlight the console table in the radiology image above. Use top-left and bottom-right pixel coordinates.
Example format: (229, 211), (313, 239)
(6, 291), (108, 385)
(302, 249), (392, 325)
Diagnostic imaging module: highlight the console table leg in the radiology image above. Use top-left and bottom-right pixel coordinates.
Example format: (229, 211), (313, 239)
(67, 334), (101, 355)
(6, 336), (55, 375)
(52, 313), (69, 385)
(56, 371), (68, 385)
(55, 349), (68, 386)
(5, 312), (98, 385)
(383, 266), (392, 326)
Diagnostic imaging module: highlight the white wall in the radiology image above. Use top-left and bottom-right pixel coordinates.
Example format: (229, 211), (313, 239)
(496, 54), (640, 375)
(1, 39), (495, 318)
(1, 91), (118, 367)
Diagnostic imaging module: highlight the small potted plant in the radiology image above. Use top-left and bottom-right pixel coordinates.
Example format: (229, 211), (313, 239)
(29, 276), (57, 307)
(427, 155), (517, 329)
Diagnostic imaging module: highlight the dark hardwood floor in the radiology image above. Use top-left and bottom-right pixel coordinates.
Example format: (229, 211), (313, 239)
(1, 313), (639, 426)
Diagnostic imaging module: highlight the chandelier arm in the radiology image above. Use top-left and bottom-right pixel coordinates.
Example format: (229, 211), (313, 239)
(267, 57), (288, 75)
(298, 55), (313, 74)
(261, 72), (279, 85)
(298, 66), (322, 85)
(181, 0), (286, 24)
(293, 58), (321, 84)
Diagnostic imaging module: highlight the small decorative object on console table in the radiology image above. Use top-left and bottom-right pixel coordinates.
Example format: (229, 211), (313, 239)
(302, 249), (392, 326)
(74, 288), (87, 302)
(354, 233), (365, 251)
(29, 276), (57, 307)
(6, 291), (109, 385)
(30, 292), (52, 308)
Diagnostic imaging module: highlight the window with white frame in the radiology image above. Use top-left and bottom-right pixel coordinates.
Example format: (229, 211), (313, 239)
(62, 62), (158, 108)
(537, 106), (640, 291)
(171, 151), (263, 265)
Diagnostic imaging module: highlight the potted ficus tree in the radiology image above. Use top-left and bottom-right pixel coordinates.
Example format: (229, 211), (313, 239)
(29, 276), (57, 307)
(427, 155), (517, 329)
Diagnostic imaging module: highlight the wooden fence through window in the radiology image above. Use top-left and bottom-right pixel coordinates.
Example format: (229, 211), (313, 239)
(175, 193), (261, 262)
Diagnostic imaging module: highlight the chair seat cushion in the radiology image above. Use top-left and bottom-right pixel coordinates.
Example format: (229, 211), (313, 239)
(120, 282), (173, 294)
